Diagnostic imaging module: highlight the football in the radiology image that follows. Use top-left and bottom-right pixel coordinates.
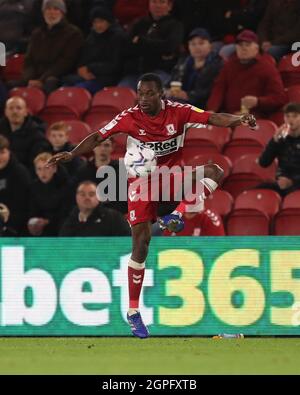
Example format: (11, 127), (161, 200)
(124, 144), (157, 178)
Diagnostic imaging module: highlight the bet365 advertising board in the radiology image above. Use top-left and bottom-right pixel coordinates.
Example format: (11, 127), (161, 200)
(0, 237), (300, 335)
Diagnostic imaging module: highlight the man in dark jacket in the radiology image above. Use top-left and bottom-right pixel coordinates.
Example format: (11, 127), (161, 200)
(20, 0), (84, 93)
(258, 0), (300, 61)
(64, 6), (125, 94)
(166, 28), (223, 108)
(119, 0), (184, 89)
(0, 135), (31, 234)
(59, 181), (131, 236)
(0, 96), (50, 171)
(258, 102), (300, 197)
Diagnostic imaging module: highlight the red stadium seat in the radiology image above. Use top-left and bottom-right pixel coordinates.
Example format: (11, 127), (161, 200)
(233, 154), (277, 182)
(286, 85), (300, 102)
(222, 173), (263, 198)
(183, 153), (233, 179)
(268, 111), (284, 127)
(84, 87), (136, 132)
(62, 121), (91, 145)
(274, 209), (300, 235)
(9, 87), (46, 115)
(39, 87), (92, 124)
(185, 126), (231, 151)
(223, 139), (264, 164)
(205, 189), (233, 218)
(2, 53), (24, 81)
(234, 189), (281, 218)
(233, 120), (277, 146)
(278, 53), (300, 87)
(282, 190), (300, 210)
(226, 209), (270, 235)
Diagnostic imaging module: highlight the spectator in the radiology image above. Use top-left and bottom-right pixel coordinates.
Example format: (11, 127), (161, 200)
(0, 203), (18, 237)
(258, 102), (300, 197)
(0, 97), (50, 170)
(207, 30), (287, 119)
(166, 28), (223, 108)
(0, 135), (31, 234)
(161, 205), (225, 236)
(28, 152), (70, 236)
(258, 0), (300, 62)
(119, 0), (184, 89)
(17, 0), (84, 94)
(73, 137), (128, 214)
(0, 0), (33, 53)
(47, 121), (84, 176)
(59, 181), (131, 236)
(64, 7), (125, 94)
(113, 0), (149, 30)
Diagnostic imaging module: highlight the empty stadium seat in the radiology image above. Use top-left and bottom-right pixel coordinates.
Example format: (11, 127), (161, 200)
(205, 189), (233, 218)
(222, 173), (263, 198)
(278, 53), (300, 87)
(183, 153), (232, 179)
(39, 87), (92, 124)
(2, 53), (24, 81)
(233, 154), (277, 182)
(61, 121), (91, 145)
(234, 189), (281, 218)
(282, 190), (300, 210)
(286, 85), (300, 102)
(226, 208), (270, 235)
(9, 87), (46, 115)
(233, 120), (277, 146)
(274, 209), (300, 235)
(223, 139), (264, 164)
(84, 87), (137, 128)
(185, 126), (231, 151)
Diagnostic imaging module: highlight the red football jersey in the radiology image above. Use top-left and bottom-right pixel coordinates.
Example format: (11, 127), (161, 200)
(163, 209), (225, 236)
(98, 100), (211, 167)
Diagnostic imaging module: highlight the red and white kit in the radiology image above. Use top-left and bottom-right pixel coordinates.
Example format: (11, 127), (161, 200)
(98, 100), (211, 225)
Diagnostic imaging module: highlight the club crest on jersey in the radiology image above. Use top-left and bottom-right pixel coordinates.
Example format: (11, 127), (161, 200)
(166, 124), (177, 136)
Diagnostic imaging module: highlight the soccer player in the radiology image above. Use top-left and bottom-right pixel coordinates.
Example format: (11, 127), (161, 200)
(48, 73), (256, 338)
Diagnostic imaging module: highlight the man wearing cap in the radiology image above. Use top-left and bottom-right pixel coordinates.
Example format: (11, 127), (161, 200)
(166, 28), (223, 108)
(64, 7), (125, 94)
(19, 0), (84, 93)
(207, 29), (287, 119)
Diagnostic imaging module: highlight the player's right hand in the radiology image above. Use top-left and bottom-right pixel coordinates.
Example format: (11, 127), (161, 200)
(46, 151), (73, 167)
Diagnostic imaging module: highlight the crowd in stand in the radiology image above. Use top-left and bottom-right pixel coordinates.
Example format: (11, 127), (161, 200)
(0, 0), (300, 237)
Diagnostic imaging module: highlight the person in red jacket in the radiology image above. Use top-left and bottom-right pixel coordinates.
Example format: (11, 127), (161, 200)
(162, 206), (225, 236)
(207, 29), (287, 119)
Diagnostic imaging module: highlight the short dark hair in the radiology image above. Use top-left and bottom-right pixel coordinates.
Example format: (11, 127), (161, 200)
(77, 180), (97, 191)
(0, 135), (10, 150)
(283, 102), (300, 114)
(138, 73), (163, 92)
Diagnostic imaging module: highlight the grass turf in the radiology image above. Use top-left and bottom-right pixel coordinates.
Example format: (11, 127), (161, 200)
(0, 337), (299, 375)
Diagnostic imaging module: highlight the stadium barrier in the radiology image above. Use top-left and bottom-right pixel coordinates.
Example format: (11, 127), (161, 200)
(0, 237), (300, 336)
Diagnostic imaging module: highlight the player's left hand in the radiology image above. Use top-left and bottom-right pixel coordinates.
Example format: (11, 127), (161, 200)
(240, 113), (257, 130)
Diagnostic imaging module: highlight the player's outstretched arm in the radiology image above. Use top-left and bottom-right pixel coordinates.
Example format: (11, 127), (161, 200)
(208, 113), (257, 129)
(47, 132), (103, 167)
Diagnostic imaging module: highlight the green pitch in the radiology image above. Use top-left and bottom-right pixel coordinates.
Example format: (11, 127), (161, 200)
(0, 338), (299, 375)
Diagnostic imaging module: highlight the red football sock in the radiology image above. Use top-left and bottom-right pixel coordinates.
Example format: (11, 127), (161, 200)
(174, 178), (218, 215)
(128, 260), (145, 309)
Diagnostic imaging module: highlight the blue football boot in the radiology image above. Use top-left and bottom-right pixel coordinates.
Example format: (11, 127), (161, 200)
(127, 311), (149, 339)
(158, 213), (184, 233)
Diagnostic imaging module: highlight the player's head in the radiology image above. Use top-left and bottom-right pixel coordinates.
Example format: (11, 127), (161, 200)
(137, 73), (163, 116)
(76, 181), (99, 212)
(47, 121), (69, 151)
(34, 152), (57, 184)
(283, 102), (300, 132)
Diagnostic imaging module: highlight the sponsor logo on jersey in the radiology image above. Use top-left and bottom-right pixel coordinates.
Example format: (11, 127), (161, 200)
(139, 129), (147, 136)
(127, 134), (185, 157)
(99, 119), (117, 134)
